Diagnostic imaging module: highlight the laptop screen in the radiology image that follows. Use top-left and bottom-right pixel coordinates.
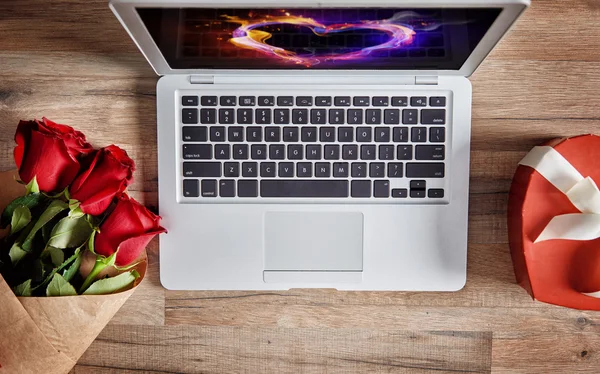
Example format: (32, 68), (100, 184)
(137, 7), (502, 70)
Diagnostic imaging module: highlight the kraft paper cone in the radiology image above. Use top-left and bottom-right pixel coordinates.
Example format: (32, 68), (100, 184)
(0, 170), (147, 373)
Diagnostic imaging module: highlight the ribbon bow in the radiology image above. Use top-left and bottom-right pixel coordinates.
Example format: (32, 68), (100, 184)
(519, 146), (600, 298)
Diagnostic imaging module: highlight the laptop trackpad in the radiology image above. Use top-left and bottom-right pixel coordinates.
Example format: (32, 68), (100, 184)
(264, 212), (363, 271)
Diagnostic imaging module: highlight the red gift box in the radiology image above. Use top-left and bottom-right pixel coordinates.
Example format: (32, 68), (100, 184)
(508, 135), (600, 310)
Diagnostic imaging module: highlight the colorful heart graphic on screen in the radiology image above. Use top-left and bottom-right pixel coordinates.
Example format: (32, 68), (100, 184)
(224, 14), (417, 67)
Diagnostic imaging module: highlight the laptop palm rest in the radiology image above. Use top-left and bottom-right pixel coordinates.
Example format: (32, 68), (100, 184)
(263, 212), (363, 283)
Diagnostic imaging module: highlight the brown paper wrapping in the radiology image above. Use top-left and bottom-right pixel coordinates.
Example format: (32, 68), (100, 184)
(0, 170), (146, 373)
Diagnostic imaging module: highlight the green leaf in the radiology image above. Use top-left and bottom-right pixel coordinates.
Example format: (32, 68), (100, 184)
(62, 249), (83, 282)
(12, 279), (32, 296)
(32, 247), (81, 291)
(47, 246), (65, 267)
(47, 215), (93, 249)
(83, 270), (139, 295)
(0, 193), (45, 228)
(9, 243), (28, 265)
(46, 273), (77, 296)
(10, 205), (31, 235)
(25, 176), (40, 195)
(22, 199), (68, 252)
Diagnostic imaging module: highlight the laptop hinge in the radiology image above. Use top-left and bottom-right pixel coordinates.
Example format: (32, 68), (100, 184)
(415, 76), (439, 85)
(190, 75), (214, 84)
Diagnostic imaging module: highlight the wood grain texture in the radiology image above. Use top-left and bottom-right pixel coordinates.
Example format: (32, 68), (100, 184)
(1, 0), (600, 372)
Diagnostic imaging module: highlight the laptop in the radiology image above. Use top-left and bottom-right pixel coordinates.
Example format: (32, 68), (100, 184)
(110, 0), (529, 290)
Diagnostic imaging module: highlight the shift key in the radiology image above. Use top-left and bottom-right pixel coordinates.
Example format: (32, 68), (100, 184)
(406, 163), (445, 178)
(183, 162), (221, 177)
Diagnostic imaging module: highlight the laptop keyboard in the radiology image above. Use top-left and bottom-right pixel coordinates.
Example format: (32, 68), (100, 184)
(179, 91), (449, 202)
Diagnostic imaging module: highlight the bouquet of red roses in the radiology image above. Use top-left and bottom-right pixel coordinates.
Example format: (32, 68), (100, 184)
(0, 118), (166, 373)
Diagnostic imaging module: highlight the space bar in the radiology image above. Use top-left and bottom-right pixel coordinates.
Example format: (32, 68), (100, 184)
(261, 180), (349, 197)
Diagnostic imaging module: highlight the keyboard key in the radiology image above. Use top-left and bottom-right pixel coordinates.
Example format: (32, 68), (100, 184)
(351, 180), (371, 198)
(375, 127), (391, 142)
(183, 179), (199, 197)
(288, 144), (303, 160)
(402, 109), (418, 124)
(182, 109), (198, 124)
(261, 162), (277, 177)
(247, 127), (262, 142)
(238, 180), (258, 197)
(219, 109), (235, 124)
(374, 180), (390, 198)
(283, 127), (299, 142)
(224, 162), (240, 177)
(393, 127), (409, 142)
(183, 144), (212, 159)
(333, 162), (349, 177)
(342, 145), (358, 160)
(421, 109), (446, 125)
(200, 96), (217, 106)
(388, 163), (403, 178)
(311, 109), (327, 124)
(430, 97), (446, 107)
(277, 96), (293, 106)
(274, 109), (290, 124)
(379, 145), (394, 160)
(315, 162), (331, 177)
(366, 109), (382, 124)
(320, 127), (336, 142)
(183, 162), (221, 177)
(237, 108), (253, 124)
(256, 109), (271, 124)
(228, 127), (244, 142)
(392, 188), (408, 198)
(397, 145), (413, 160)
(351, 162), (367, 178)
(316, 96), (332, 106)
(219, 180), (235, 197)
(265, 127), (281, 142)
(301, 127), (318, 142)
(261, 180), (348, 198)
(182, 96), (198, 106)
(356, 127), (372, 142)
(384, 109), (400, 125)
(416, 145), (445, 160)
(296, 96), (313, 106)
(338, 127), (354, 142)
(324, 145), (340, 160)
(411, 97), (427, 107)
(215, 144), (230, 159)
(406, 163), (445, 178)
(278, 162), (294, 177)
(258, 96), (275, 106)
(240, 96), (256, 106)
(233, 144), (248, 160)
(329, 109), (345, 124)
(410, 180), (426, 190)
(242, 162), (258, 177)
(410, 189), (426, 198)
(200, 108), (216, 124)
(297, 163), (312, 177)
(369, 163), (385, 178)
(220, 96), (236, 106)
(430, 127), (446, 143)
(251, 144), (267, 160)
(306, 144), (322, 160)
(428, 189), (445, 198)
(292, 109), (308, 124)
(201, 179), (217, 197)
(372, 97), (389, 106)
(354, 97), (370, 106)
(411, 127), (427, 143)
(334, 96), (351, 106)
(182, 126), (207, 142)
(270, 144), (285, 160)
(361, 145), (376, 160)
(392, 96), (408, 107)
(210, 127), (225, 142)
(348, 109), (363, 124)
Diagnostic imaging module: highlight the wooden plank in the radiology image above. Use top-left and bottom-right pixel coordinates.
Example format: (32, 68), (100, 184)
(72, 325), (492, 374)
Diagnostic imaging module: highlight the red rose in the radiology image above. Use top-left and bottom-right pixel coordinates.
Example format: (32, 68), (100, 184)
(70, 145), (135, 215)
(95, 194), (166, 267)
(14, 118), (93, 192)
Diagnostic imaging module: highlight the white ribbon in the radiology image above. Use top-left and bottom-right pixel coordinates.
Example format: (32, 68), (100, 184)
(519, 146), (600, 298)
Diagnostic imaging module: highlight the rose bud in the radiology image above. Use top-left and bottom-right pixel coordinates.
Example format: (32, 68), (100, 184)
(70, 145), (135, 216)
(14, 117), (93, 192)
(95, 194), (166, 267)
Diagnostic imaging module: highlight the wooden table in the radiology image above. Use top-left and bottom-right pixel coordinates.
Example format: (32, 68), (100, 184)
(1, 1), (600, 372)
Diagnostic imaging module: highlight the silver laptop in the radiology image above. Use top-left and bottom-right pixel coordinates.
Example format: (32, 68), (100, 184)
(110, 0), (529, 290)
